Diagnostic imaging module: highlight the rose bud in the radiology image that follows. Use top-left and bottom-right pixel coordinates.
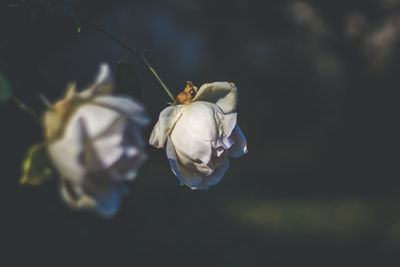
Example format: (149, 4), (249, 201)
(150, 81), (247, 190)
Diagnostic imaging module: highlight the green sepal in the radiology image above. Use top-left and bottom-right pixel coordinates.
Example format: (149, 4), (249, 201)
(20, 142), (54, 185)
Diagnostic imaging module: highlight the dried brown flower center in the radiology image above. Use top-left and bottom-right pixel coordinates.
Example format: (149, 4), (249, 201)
(173, 81), (198, 105)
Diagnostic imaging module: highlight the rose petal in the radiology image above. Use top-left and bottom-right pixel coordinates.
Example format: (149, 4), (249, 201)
(216, 112), (237, 138)
(82, 171), (122, 218)
(60, 177), (125, 218)
(65, 106), (128, 170)
(91, 117), (127, 168)
(79, 63), (114, 99)
(178, 102), (219, 141)
(222, 136), (235, 149)
(175, 148), (214, 176)
(91, 189), (121, 218)
(211, 136), (234, 159)
(166, 137), (184, 185)
(78, 118), (107, 172)
(213, 146), (225, 157)
(198, 158), (230, 190)
(193, 82), (238, 113)
(178, 101), (237, 141)
(109, 149), (148, 181)
(95, 63), (112, 85)
(74, 104), (121, 138)
(126, 121), (147, 148)
(149, 105), (188, 148)
(166, 137), (203, 188)
(170, 115), (213, 167)
(229, 125), (248, 158)
(59, 180), (97, 210)
(92, 96), (150, 127)
(48, 117), (88, 184)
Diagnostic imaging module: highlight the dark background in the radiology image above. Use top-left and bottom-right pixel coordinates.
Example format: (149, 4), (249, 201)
(1, 0), (399, 266)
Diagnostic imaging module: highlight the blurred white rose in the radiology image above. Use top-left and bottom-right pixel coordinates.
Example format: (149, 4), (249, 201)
(44, 63), (149, 217)
(150, 82), (247, 190)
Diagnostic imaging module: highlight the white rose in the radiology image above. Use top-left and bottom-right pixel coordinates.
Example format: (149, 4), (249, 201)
(149, 82), (247, 190)
(44, 63), (149, 217)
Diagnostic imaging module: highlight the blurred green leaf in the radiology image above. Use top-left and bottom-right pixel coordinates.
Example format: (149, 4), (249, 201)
(75, 18), (82, 33)
(228, 199), (373, 239)
(20, 143), (54, 185)
(116, 61), (142, 98)
(0, 71), (12, 102)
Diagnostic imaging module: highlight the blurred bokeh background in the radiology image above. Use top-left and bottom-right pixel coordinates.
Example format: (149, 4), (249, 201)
(1, 0), (399, 266)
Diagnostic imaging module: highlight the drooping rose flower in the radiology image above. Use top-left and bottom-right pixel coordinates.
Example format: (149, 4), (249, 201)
(43, 63), (149, 217)
(150, 82), (247, 190)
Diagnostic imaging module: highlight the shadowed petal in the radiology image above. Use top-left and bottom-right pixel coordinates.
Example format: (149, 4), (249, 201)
(109, 148), (148, 181)
(83, 171), (121, 218)
(229, 125), (248, 158)
(166, 137), (203, 188)
(216, 112), (237, 138)
(59, 180), (97, 211)
(198, 158), (230, 190)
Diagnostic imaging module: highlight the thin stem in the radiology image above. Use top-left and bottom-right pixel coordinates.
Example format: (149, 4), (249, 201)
(76, 15), (175, 101)
(47, 2), (176, 101)
(32, 0), (176, 100)
(32, 0), (175, 101)
(12, 96), (41, 123)
(137, 54), (175, 101)
(39, 94), (51, 107)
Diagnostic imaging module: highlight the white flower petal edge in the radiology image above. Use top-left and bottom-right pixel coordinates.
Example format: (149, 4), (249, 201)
(229, 125), (248, 158)
(166, 136), (231, 190)
(91, 96), (150, 126)
(79, 63), (114, 99)
(193, 82), (238, 114)
(149, 105), (188, 148)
